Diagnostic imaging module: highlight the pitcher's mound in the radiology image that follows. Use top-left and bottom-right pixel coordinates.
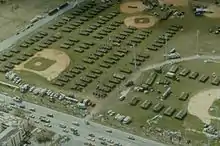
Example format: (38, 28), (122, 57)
(120, 1), (146, 14)
(204, 5), (220, 18)
(124, 15), (158, 29)
(159, 0), (188, 6)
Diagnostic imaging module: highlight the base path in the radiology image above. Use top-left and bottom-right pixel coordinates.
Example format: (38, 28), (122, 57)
(120, 1), (147, 14)
(188, 89), (220, 124)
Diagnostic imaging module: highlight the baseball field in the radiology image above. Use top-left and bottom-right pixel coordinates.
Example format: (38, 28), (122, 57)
(1, 0), (220, 145)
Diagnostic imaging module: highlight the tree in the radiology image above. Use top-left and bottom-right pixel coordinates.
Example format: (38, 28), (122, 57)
(13, 108), (25, 118)
(36, 130), (54, 144)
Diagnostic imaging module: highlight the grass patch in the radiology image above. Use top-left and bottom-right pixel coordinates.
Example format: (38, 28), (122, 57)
(24, 57), (56, 71)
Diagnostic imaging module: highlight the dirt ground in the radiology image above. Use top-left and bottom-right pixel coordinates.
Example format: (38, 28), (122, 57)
(120, 1), (147, 13)
(0, 0), (67, 41)
(204, 4), (220, 18)
(124, 15), (158, 28)
(14, 49), (70, 81)
(159, 0), (189, 6)
(188, 89), (220, 124)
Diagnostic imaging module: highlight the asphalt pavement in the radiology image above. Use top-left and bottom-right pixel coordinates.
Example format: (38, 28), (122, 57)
(0, 93), (167, 146)
(0, 0), (85, 52)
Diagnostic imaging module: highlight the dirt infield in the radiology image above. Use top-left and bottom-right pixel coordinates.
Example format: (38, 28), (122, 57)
(188, 89), (220, 124)
(159, 0), (188, 6)
(124, 15), (158, 29)
(14, 49), (70, 81)
(120, 1), (146, 13)
(204, 5), (220, 18)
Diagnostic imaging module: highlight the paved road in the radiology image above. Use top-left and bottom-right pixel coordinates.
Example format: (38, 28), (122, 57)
(0, 0), (85, 52)
(0, 93), (167, 146)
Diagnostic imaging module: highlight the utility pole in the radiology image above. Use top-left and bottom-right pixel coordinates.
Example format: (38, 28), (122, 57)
(215, 106), (219, 132)
(164, 34), (168, 61)
(76, 0), (79, 7)
(108, 36), (111, 47)
(196, 30), (200, 55)
(132, 44), (137, 70)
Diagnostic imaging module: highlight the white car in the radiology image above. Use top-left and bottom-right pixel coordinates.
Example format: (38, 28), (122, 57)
(87, 137), (95, 142)
(44, 123), (52, 128)
(34, 120), (39, 124)
(72, 121), (80, 126)
(13, 96), (22, 103)
(29, 114), (35, 118)
(63, 129), (69, 133)
(107, 139), (114, 143)
(59, 123), (66, 128)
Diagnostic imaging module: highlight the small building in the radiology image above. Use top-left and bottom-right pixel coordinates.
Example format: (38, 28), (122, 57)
(199, 75), (209, 83)
(129, 97), (140, 106)
(164, 106), (176, 117)
(162, 87), (171, 99)
(189, 72), (199, 79)
(179, 68), (190, 77)
(140, 100), (152, 110)
(153, 103), (164, 113)
(77, 102), (86, 109)
(178, 92), (189, 101)
(175, 109), (187, 120)
(113, 73), (125, 80)
(165, 72), (176, 79)
(145, 72), (157, 86)
(211, 77), (220, 86)
(169, 65), (179, 73)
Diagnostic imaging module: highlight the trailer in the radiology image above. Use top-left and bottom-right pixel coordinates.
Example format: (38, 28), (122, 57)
(59, 2), (69, 9)
(48, 8), (59, 16)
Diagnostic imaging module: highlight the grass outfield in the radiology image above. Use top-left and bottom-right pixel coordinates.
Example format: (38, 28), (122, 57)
(24, 57), (56, 71)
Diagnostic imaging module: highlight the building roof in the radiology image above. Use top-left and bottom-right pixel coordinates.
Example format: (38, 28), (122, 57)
(0, 127), (18, 144)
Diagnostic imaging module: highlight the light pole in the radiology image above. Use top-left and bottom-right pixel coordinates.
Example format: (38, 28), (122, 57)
(196, 30), (200, 55)
(164, 34), (168, 61)
(214, 106), (219, 132)
(107, 36), (112, 47)
(132, 44), (137, 70)
(76, 0), (80, 7)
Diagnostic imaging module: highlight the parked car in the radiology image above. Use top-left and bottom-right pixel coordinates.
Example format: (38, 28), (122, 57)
(44, 123), (52, 128)
(47, 113), (53, 118)
(128, 136), (135, 140)
(72, 121), (80, 126)
(59, 123), (66, 128)
(29, 108), (36, 112)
